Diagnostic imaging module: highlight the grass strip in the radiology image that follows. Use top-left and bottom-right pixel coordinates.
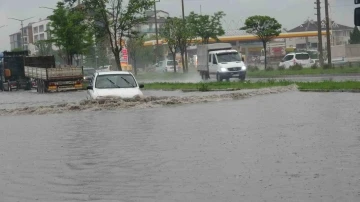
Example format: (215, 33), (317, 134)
(135, 66), (360, 80)
(143, 80), (360, 92)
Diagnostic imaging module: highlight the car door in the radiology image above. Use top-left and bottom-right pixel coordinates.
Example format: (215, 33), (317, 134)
(209, 54), (218, 73)
(284, 54), (294, 68)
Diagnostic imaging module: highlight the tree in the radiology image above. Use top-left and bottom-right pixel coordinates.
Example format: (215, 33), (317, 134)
(173, 17), (195, 73)
(240, 15), (282, 70)
(48, 1), (93, 65)
(127, 35), (145, 75)
(187, 11), (226, 44)
(160, 17), (179, 72)
(34, 40), (53, 56)
(82, 0), (154, 71)
(349, 26), (360, 44)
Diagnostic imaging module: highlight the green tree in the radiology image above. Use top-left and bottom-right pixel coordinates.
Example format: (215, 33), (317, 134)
(160, 17), (179, 73)
(34, 40), (53, 56)
(240, 15), (282, 70)
(48, 1), (93, 65)
(187, 11), (226, 44)
(127, 35), (145, 75)
(349, 26), (360, 44)
(82, 0), (154, 71)
(11, 48), (23, 51)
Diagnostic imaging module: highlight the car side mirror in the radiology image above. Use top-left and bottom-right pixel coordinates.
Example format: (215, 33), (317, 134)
(87, 86), (93, 90)
(139, 84), (144, 88)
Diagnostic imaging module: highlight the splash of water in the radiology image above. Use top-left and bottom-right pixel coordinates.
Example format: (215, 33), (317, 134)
(0, 85), (298, 116)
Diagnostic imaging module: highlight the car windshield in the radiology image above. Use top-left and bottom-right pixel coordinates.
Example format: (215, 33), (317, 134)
(84, 68), (95, 76)
(95, 74), (137, 89)
(216, 52), (242, 63)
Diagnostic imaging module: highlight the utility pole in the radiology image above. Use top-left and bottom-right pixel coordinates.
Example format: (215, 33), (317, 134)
(8, 17), (34, 50)
(153, 0), (160, 64)
(181, 0), (189, 73)
(315, 0), (324, 67)
(324, 0), (332, 66)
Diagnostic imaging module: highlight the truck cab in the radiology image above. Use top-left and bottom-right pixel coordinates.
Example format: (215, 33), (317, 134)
(208, 49), (247, 81)
(197, 43), (247, 81)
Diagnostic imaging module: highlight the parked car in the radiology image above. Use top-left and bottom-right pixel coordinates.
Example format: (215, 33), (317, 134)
(279, 52), (313, 69)
(83, 67), (96, 83)
(86, 71), (144, 100)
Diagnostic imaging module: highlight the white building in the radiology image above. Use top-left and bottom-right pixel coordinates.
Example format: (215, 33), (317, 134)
(135, 10), (170, 37)
(286, 19), (353, 50)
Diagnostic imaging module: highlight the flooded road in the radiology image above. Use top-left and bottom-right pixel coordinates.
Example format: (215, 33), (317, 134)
(1, 89), (360, 201)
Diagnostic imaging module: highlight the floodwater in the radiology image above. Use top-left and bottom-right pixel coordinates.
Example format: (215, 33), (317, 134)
(1, 87), (360, 202)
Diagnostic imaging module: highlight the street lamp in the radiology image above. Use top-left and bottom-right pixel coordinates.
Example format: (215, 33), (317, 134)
(181, 0), (189, 72)
(39, 6), (55, 10)
(8, 17), (34, 50)
(153, 0), (160, 63)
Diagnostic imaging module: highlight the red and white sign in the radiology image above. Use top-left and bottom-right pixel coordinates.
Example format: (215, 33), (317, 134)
(120, 48), (128, 64)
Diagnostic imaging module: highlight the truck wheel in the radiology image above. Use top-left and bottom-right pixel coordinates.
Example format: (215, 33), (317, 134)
(216, 73), (222, 82)
(239, 75), (246, 81)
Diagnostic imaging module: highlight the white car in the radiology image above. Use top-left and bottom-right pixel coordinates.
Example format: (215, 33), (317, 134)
(279, 52), (314, 69)
(86, 71), (144, 100)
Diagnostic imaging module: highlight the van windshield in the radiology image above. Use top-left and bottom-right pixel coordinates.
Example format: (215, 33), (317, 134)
(216, 52), (242, 63)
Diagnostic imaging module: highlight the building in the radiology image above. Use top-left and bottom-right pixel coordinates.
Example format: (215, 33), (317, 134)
(9, 32), (21, 50)
(286, 19), (353, 49)
(8, 18), (53, 55)
(135, 10), (169, 37)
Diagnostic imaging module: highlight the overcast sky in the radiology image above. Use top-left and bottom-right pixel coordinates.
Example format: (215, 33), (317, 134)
(0, 0), (355, 51)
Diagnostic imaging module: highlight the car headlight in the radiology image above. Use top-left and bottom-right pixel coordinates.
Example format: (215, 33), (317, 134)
(242, 66), (247, 70)
(220, 67), (227, 72)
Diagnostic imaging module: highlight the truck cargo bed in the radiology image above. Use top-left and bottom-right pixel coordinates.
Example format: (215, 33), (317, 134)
(24, 66), (83, 81)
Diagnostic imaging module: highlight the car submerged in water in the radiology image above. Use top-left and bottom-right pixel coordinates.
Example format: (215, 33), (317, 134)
(86, 71), (145, 100)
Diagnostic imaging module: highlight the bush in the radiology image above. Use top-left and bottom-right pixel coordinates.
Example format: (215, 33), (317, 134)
(322, 64), (334, 69)
(278, 66), (285, 71)
(197, 82), (209, 92)
(248, 65), (259, 72)
(311, 63), (318, 69)
(265, 66), (274, 71)
(289, 64), (303, 70)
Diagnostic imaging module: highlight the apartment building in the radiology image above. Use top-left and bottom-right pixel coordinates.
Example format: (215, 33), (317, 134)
(9, 32), (21, 50)
(135, 10), (169, 37)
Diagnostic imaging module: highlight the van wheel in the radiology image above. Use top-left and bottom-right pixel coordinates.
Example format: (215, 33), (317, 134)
(216, 73), (222, 82)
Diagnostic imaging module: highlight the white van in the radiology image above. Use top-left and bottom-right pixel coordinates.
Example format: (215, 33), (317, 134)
(279, 52), (313, 69)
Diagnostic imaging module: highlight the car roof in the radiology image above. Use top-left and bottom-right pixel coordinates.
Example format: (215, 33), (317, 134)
(97, 71), (132, 76)
(288, 52), (309, 55)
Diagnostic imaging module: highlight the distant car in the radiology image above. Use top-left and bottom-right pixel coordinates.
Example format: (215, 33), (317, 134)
(86, 71), (144, 100)
(279, 52), (313, 69)
(164, 60), (180, 72)
(83, 67), (96, 82)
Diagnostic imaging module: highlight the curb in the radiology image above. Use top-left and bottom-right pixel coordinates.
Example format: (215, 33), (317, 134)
(182, 88), (240, 92)
(299, 89), (360, 93)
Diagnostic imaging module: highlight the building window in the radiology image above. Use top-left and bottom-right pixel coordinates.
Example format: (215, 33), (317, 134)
(40, 33), (45, 40)
(39, 25), (44, 32)
(34, 35), (39, 42)
(34, 27), (38, 34)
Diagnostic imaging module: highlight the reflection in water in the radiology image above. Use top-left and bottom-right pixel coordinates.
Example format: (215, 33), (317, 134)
(1, 92), (360, 202)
